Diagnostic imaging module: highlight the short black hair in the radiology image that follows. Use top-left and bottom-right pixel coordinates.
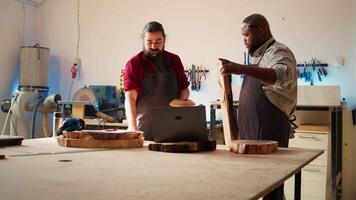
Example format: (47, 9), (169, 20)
(243, 14), (269, 29)
(142, 21), (166, 38)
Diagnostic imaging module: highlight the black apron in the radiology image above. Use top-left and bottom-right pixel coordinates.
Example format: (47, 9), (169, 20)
(238, 41), (290, 148)
(238, 41), (289, 200)
(136, 60), (179, 141)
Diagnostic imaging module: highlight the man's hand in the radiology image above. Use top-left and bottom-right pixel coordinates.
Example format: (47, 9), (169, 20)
(219, 58), (277, 85)
(218, 58), (245, 76)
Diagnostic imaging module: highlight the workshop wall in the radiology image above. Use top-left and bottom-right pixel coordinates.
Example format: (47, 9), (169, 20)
(30, 0), (356, 106)
(0, 1), (19, 133)
(0, 0), (37, 135)
(1, 0), (355, 198)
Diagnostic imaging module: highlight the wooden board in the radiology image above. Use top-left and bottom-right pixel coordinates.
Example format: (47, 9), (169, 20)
(148, 140), (216, 153)
(296, 124), (330, 134)
(230, 140), (278, 154)
(72, 104), (85, 119)
(219, 74), (239, 148)
(220, 74), (278, 154)
(57, 136), (144, 148)
(63, 130), (143, 140)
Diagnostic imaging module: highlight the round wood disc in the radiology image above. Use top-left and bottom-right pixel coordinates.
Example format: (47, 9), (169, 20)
(169, 99), (196, 107)
(148, 140), (216, 153)
(230, 140), (278, 154)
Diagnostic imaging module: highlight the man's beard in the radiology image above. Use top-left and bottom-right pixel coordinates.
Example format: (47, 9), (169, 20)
(248, 43), (259, 55)
(248, 39), (263, 55)
(143, 45), (165, 57)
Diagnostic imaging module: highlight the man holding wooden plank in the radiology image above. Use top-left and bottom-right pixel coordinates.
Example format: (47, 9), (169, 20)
(219, 13), (297, 200)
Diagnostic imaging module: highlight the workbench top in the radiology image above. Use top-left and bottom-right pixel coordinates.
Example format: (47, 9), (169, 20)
(0, 138), (323, 200)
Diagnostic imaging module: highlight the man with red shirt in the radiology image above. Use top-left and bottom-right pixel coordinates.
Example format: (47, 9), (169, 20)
(124, 21), (190, 140)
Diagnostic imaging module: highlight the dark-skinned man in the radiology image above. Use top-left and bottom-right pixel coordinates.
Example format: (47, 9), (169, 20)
(124, 21), (190, 141)
(219, 14), (297, 200)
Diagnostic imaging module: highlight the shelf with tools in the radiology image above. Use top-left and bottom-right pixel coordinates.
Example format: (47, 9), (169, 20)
(297, 59), (329, 85)
(184, 64), (209, 91)
(297, 63), (328, 67)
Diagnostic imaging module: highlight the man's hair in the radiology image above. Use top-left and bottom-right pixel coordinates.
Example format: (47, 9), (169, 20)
(242, 14), (270, 30)
(142, 21), (166, 38)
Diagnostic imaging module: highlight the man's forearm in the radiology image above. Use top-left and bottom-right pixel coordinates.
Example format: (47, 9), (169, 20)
(243, 64), (277, 85)
(125, 91), (138, 130)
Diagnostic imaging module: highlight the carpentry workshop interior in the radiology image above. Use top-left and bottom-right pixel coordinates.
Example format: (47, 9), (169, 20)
(1, 0), (356, 199)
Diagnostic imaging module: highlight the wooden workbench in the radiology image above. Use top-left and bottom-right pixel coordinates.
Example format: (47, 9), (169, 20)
(0, 138), (322, 200)
(210, 101), (343, 199)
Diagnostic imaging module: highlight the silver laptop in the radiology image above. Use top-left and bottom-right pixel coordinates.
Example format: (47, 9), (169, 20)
(151, 105), (209, 142)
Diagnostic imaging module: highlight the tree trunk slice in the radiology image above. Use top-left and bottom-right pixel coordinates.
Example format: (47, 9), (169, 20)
(219, 74), (239, 148)
(230, 140), (278, 154)
(63, 130), (143, 140)
(169, 99), (196, 107)
(148, 141), (216, 153)
(57, 136), (144, 148)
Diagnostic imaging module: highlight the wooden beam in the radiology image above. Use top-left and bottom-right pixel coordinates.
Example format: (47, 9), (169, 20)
(220, 74), (239, 148)
(219, 74), (278, 154)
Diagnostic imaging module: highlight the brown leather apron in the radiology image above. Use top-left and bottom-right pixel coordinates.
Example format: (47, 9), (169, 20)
(136, 59), (179, 141)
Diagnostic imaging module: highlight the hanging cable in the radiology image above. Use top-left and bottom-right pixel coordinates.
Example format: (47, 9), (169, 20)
(1, 94), (19, 136)
(9, 114), (19, 136)
(22, 2), (25, 45)
(76, 0), (80, 59)
(68, 78), (75, 101)
(67, 0), (81, 101)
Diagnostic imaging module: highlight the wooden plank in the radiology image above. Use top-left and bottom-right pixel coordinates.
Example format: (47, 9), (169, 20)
(56, 136), (144, 148)
(148, 141), (216, 153)
(219, 75), (278, 154)
(219, 74), (239, 148)
(230, 140), (278, 154)
(84, 118), (128, 128)
(296, 124), (330, 134)
(72, 104), (85, 118)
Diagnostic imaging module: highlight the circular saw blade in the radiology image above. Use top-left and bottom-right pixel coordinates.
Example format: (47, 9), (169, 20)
(72, 87), (98, 103)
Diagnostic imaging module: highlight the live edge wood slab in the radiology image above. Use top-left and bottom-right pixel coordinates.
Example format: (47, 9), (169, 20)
(220, 74), (278, 154)
(57, 130), (144, 148)
(230, 140), (278, 154)
(57, 136), (144, 148)
(148, 140), (217, 153)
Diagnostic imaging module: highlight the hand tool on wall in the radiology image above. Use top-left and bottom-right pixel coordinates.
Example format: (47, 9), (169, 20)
(312, 58), (316, 71)
(198, 67), (207, 91)
(195, 66), (201, 91)
(317, 69), (322, 81)
(185, 65), (209, 91)
(191, 65), (196, 91)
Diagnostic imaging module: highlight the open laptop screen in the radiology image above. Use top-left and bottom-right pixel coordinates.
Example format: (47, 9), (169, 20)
(150, 105), (209, 142)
